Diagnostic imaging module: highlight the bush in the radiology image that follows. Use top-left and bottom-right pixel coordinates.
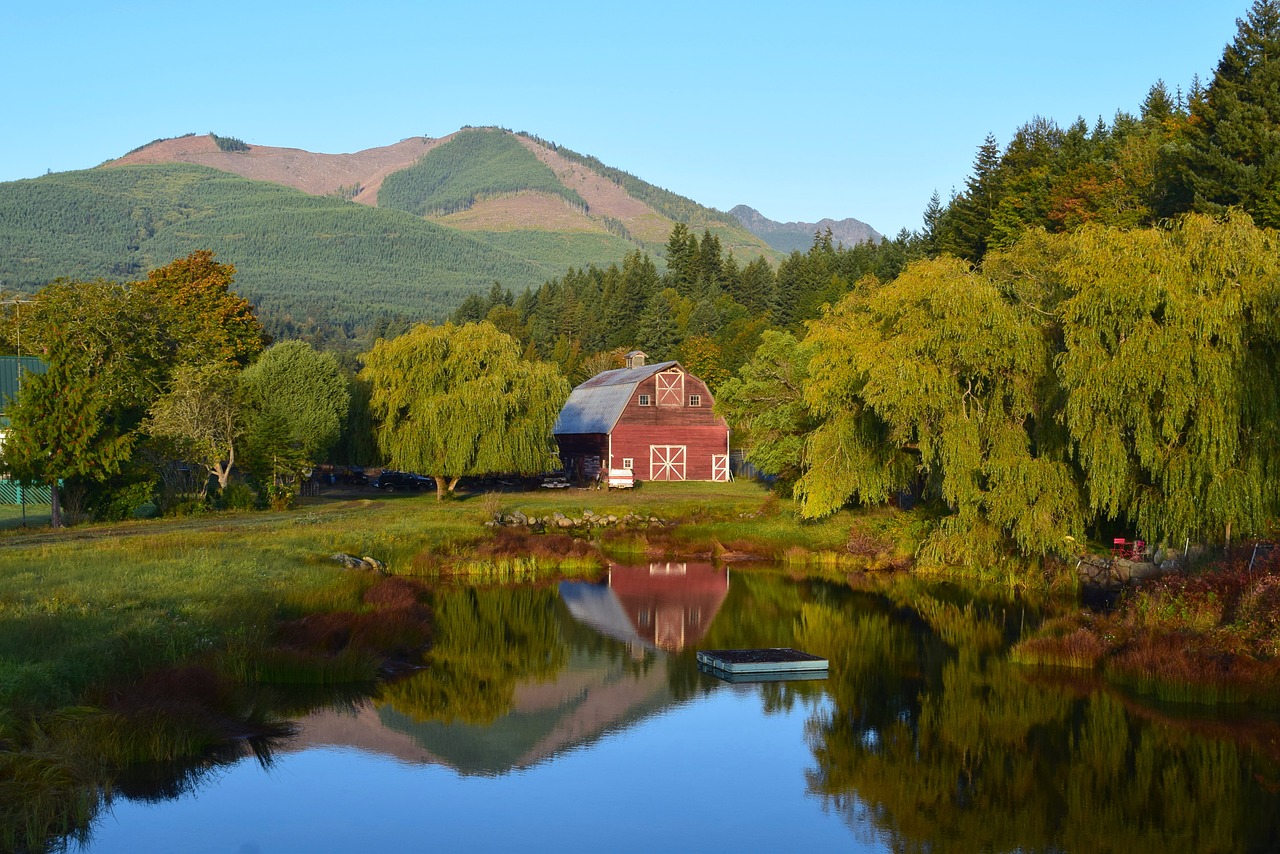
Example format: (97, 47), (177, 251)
(216, 483), (258, 511)
(85, 479), (157, 523)
(166, 496), (208, 517)
(266, 484), (294, 511)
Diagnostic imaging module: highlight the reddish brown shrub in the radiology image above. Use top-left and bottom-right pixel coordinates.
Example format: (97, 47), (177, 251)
(363, 576), (428, 611)
(103, 665), (230, 718)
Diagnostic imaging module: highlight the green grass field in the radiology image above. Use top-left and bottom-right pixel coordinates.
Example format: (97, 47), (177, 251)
(0, 504), (51, 529)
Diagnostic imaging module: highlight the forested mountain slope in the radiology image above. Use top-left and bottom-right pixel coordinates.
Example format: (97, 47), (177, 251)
(0, 164), (555, 326)
(0, 128), (783, 327)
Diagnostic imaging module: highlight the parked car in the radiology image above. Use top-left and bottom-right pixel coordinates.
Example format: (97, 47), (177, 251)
(372, 470), (432, 492)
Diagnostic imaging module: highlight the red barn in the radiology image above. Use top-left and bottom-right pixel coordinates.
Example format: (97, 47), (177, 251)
(553, 351), (730, 483)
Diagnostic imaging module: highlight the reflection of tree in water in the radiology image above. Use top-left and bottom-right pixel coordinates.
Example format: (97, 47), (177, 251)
(377, 587), (568, 725)
(19, 681), (341, 854)
(679, 571), (918, 712)
(800, 583), (1280, 853)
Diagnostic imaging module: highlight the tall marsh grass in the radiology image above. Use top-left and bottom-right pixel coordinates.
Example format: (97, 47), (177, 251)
(1012, 553), (1280, 706)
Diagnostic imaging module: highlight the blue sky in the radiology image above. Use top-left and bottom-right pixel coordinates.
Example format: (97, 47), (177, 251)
(2, 1), (1247, 235)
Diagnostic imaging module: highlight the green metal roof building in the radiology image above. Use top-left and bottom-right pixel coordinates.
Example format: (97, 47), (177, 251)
(0, 355), (48, 428)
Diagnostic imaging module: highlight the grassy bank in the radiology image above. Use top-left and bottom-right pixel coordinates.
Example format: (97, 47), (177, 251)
(1012, 551), (1280, 706)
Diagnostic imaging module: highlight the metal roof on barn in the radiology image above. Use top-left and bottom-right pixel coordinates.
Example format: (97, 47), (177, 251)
(552, 360), (680, 435)
(0, 356), (46, 406)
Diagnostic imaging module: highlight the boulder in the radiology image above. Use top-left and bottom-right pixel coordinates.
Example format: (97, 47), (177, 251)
(1129, 561), (1161, 581)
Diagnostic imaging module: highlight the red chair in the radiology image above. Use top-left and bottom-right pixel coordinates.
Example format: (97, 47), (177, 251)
(1112, 538), (1127, 557)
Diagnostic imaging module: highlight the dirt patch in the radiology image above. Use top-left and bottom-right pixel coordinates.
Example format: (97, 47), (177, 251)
(515, 136), (672, 242)
(434, 191), (607, 232)
(107, 135), (450, 202)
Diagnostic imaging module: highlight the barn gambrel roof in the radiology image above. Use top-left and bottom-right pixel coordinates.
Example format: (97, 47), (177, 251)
(553, 360), (681, 435)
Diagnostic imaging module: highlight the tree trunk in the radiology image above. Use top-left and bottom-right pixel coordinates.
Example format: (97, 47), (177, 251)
(434, 475), (446, 501)
(215, 447), (234, 490)
(447, 476), (460, 495)
(50, 480), (63, 529)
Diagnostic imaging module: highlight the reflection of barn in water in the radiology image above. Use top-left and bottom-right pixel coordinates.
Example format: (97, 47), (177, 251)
(559, 561), (730, 652)
(293, 565), (731, 776)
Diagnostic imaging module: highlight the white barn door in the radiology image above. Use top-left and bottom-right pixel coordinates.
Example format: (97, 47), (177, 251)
(656, 370), (684, 406)
(711, 454), (730, 482)
(649, 445), (687, 481)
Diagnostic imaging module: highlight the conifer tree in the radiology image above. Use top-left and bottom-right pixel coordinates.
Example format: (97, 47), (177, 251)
(2, 357), (133, 527)
(939, 134), (1003, 261)
(1168, 0), (1280, 226)
(664, 223), (699, 290)
(636, 290), (678, 359)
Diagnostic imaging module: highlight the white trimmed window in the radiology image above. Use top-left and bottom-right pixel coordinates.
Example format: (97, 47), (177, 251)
(688, 394), (701, 407)
(622, 457), (634, 470)
(638, 394), (651, 406)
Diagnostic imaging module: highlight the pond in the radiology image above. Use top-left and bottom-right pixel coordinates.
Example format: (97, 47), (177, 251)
(63, 563), (1280, 853)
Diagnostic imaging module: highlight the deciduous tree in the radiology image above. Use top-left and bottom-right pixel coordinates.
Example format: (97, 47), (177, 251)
(715, 330), (815, 490)
(240, 341), (350, 485)
(1058, 212), (1280, 545)
(361, 322), (568, 499)
(799, 257), (1085, 560)
(145, 363), (244, 492)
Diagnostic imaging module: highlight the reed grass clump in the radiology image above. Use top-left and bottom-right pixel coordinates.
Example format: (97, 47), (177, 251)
(1011, 626), (1108, 669)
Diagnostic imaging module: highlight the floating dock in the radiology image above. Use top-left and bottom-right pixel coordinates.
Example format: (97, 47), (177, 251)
(696, 648), (828, 681)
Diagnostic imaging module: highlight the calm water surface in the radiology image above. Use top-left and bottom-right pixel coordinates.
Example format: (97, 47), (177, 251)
(67, 564), (1280, 853)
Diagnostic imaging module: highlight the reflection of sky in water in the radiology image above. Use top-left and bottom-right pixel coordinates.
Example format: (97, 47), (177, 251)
(76, 691), (869, 854)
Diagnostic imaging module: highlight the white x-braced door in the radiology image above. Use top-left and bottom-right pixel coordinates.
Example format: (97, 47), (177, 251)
(711, 454), (730, 482)
(656, 370), (684, 406)
(649, 445), (686, 481)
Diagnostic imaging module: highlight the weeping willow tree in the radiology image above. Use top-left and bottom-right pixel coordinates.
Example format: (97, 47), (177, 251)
(791, 212), (1280, 560)
(361, 321), (569, 499)
(798, 257), (1086, 562)
(1059, 212), (1280, 546)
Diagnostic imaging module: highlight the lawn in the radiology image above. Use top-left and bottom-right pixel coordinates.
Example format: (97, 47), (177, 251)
(0, 503), (51, 530)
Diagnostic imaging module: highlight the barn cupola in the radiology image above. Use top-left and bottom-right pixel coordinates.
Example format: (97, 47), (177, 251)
(625, 350), (647, 369)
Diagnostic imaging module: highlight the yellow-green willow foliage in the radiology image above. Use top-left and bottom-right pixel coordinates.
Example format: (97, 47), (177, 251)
(376, 587), (567, 726)
(798, 258), (1085, 559)
(795, 212), (1280, 555)
(361, 321), (569, 499)
(1059, 212), (1280, 544)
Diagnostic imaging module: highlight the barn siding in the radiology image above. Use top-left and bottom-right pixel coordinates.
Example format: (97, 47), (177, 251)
(611, 424), (728, 480)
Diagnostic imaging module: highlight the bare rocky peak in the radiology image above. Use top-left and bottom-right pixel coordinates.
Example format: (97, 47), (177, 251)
(730, 204), (881, 253)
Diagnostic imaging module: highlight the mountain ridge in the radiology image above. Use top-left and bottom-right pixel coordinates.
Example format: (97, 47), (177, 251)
(730, 204), (881, 253)
(0, 129), (871, 329)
